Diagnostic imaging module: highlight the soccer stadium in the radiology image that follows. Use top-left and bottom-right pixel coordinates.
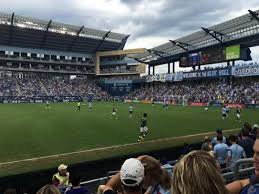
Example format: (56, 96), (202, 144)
(0, 2), (259, 194)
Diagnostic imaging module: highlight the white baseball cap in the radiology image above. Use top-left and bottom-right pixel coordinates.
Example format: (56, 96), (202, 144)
(120, 158), (144, 187)
(58, 164), (68, 171)
(253, 124), (258, 129)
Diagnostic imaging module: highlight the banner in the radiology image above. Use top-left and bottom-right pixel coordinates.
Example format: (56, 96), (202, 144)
(225, 104), (245, 109)
(231, 64), (259, 77)
(189, 102), (206, 106)
(183, 67), (231, 79)
(174, 72), (184, 81)
(146, 74), (173, 82)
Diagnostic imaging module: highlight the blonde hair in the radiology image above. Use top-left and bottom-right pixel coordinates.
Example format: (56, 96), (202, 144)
(172, 150), (228, 194)
(36, 184), (61, 194)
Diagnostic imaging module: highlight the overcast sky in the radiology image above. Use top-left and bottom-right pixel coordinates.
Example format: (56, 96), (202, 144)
(1, 0), (259, 72)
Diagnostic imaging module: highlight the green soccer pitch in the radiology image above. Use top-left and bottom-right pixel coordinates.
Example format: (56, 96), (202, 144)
(0, 102), (258, 176)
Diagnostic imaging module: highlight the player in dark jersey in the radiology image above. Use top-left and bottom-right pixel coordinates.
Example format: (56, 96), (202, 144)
(236, 107), (241, 122)
(138, 113), (148, 143)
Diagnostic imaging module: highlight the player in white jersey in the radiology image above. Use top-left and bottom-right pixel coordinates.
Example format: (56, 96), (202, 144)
(236, 107), (241, 122)
(204, 102), (209, 112)
(129, 104), (133, 118)
(45, 101), (51, 111)
(222, 105), (227, 120)
(88, 102), (92, 112)
(77, 102), (81, 111)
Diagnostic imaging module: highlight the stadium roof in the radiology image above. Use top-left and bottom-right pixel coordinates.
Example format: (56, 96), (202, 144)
(134, 9), (259, 65)
(0, 12), (130, 54)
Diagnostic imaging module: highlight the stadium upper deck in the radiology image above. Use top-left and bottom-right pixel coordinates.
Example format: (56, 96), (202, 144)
(0, 12), (145, 76)
(0, 12), (129, 53)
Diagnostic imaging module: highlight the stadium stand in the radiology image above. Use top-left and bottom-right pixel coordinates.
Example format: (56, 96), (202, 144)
(127, 76), (259, 104)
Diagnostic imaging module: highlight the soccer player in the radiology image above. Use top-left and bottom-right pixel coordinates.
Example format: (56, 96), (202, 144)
(222, 105), (227, 120)
(138, 113), (148, 143)
(204, 102), (209, 112)
(129, 104), (133, 118)
(77, 102), (81, 111)
(236, 107), (241, 122)
(112, 105), (118, 119)
(45, 101), (50, 111)
(89, 102), (92, 112)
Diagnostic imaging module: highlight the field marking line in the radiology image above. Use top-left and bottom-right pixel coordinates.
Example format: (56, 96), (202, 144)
(0, 128), (239, 166)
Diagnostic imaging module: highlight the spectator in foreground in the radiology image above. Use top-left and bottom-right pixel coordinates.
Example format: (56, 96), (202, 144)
(139, 155), (171, 194)
(36, 184), (61, 194)
(238, 128), (254, 158)
(226, 137), (259, 194)
(211, 128), (227, 146)
(201, 136), (212, 151)
(53, 164), (70, 187)
(103, 158), (144, 194)
(65, 175), (88, 194)
(172, 150), (228, 194)
(227, 135), (246, 170)
(214, 136), (228, 169)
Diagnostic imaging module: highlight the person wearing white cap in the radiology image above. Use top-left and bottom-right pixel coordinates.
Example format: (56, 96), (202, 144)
(52, 164), (70, 187)
(103, 158), (144, 194)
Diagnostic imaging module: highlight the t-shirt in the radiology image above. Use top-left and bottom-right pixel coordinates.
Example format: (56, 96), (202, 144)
(214, 143), (228, 165)
(239, 138), (254, 158)
(241, 175), (259, 194)
(65, 187), (88, 194)
(228, 144), (246, 169)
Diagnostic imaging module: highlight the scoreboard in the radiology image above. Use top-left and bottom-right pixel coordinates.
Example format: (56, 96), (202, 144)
(179, 45), (250, 67)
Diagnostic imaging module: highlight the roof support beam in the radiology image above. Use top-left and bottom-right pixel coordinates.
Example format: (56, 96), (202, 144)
(9, 13), (15, 45)
(128, 56), (150, 64)
(11, 12), (15, 26)
(46, 19), (52, 31)
(77, 25), (84, 36)
(41, 19), (52, 47)
(67, 25), (84, 51)
(201, 27), (223, 43)
(95, 30), (111, 52)
(248, 10), (259, 23)
(146, 49), (164, 57)
(169, 40), (189, 51)
(118, 35), (130, 50)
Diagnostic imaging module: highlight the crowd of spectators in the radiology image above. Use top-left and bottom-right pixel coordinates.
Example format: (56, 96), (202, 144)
(0, 77), (111, 101)
(0, 77), (19, 96)
(128, 78), (259, 104)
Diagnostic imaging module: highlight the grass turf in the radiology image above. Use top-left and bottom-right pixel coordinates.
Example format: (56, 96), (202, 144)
(0, 102), (258, 176)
